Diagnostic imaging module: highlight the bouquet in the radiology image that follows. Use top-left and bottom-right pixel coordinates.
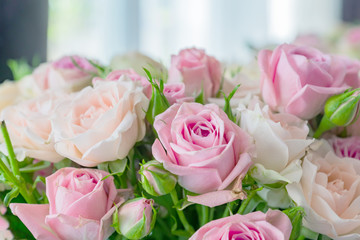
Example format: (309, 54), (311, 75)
(1, 36), (360, 240)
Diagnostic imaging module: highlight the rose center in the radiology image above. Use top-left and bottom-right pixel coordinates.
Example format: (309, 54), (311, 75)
(194, 125), (211, 137)
(327, 179), (345, 194)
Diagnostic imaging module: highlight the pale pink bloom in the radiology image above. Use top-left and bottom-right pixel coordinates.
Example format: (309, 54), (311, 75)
(189, 210), (292, 240)
(168, 48), (222, 99)
(32, 55), (96, 93)
(93, 69), (152, 98)
(152, 102), (253, 207)
(52, 77), (149, 167)
(328, 136), (360, 160)
(10, 168), (126, 240)
(258, 44), (360, 119)
(287, 140), (360, 239)
(0, 91), (68, 162)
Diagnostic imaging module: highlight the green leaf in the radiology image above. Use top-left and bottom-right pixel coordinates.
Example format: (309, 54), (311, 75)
(32, 176), (46, 192)
(7, 58), (33, 80)
(195, 89), (205, 104)
(144, 68), (170, 125)
(112, 206), (121, 234)
(170, 215), (191, 238)
(19, 161), (51, 173)
(240, 194), (265, 215)
(283, 206), (305, 240)
(237, 187), (263, 214)
(299, 226), (319, 240)
(54, 158), (72, 170)
(4, 186), (19, 206)
(221, 84), (240, 123)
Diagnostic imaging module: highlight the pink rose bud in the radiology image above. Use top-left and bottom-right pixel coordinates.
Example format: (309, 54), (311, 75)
(163, 83), (187, 105)
(93, 69), (152, 98)
(168, 48), (222, 99)
(115, 198), (156, 240)
(258, 43), (359, 119)
(139, 160), (177, 196)
(10, 168), (124, 240)
(189, 210), (292, 240)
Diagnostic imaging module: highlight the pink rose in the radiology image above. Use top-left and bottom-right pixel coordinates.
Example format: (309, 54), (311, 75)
(168, 48), (222, 99)
(258, 44), (360, 119)
(328, 136), (360, 160)
(0, 91), (68, 162)
(10, 167), (125, 240)
(52, 78), (149, 167)
(93, 69), (152, 98)
(287, 140), (360, 238)
(293, 34), (329, 52)
(346, 27), (360, 46)
(152, 102), (253, 207)
(189, 210), (292, 240)
(32, 55), (96, 93)
(163, 82), (188, 105)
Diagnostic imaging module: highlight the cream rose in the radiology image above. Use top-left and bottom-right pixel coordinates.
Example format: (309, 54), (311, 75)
(0, 92), (67, 162)
(0, 80), (21, 113)
(110, 52), (165, 77)
(52, 76), (149, 167)
(287, 140), (360, 239)
(238, 104), (313, 207)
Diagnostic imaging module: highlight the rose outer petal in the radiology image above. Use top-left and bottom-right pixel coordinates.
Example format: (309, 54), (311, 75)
(10, 203), (60, 240)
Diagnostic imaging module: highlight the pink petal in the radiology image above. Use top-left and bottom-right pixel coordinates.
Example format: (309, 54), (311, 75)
(10, 203), (59, 240)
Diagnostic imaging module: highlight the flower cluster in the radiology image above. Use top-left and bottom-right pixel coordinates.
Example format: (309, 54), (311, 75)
(1, 35), (360, 240)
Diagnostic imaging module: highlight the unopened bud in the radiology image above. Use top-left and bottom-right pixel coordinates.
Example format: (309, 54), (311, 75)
(325, 88), (360, 126)
(114, 197), (156, 240)
(139, 160), (177, 196)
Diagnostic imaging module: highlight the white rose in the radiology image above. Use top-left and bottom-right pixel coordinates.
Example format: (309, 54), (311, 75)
(287, 140), (360, 239)
(0, 91), (67, 162)
(239, 104), (313, 207)
(52, 76), (149, 167)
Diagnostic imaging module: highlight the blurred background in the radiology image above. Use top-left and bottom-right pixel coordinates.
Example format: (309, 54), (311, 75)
(0, 0), (358, 82)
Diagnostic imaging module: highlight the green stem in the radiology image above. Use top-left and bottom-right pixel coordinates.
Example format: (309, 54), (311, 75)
(0, 153), (36, 203)
(129, 156), (137, 187)
(198, 205), (209, 226)
(222, 203), (232, 218)
(313, 115), (336, 139)
(237, 188), (262, 215)
(170, 189), (195, 235)
(209, 207), (215, 222)
(18, 183), (37, 204)
(1, 121), (20, 177)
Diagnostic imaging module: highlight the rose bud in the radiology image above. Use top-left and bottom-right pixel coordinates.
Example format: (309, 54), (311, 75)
(115, 197), (156, 240)
(325, 88), (360, 126)
(139, 160), (177, 196)
(314, 88), (360, 138)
